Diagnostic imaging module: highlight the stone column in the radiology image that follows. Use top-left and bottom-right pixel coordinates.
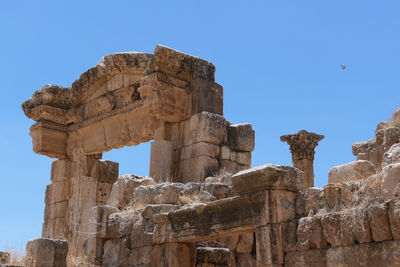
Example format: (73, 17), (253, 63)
(280, 130), (324, 190)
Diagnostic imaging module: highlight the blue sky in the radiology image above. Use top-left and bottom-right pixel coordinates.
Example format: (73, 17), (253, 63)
(1, 1), (399, 249)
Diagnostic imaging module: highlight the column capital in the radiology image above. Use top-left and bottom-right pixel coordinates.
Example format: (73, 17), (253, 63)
(280, 130), (324, 160)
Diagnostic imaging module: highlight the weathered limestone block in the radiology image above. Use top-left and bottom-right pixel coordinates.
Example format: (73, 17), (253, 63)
(303, 187), (325, 216)
(229, 150), (251, 166)
(45, 180), (70, 205)
(204, 183), (235, 200)
(146, 45), (215, 83)
(285, 249), (327, 267)
(367, 203), (393, 242)
(149, 243), (196, 267)
(328, 160), (376, 183)
(153, 188), (296, 244)
(351, 125), (400, 171)
(388, 199), (400, 239)
(180, 182), (216, 203)
(321, 212), (341, 247)
(96, 182), (112, 204)
(381, 163), (400, 200)
(78, 156), (119, 184)
(216, 234), (239, 251)
(22, 84), (71, 113)
(232, 164), (304, 195)
(108, 175), (155, 208)
(179, 156), (219, 183)
(392, 108), (400, 126)
(30, 121), (67, 158)
(51, 159), (76, 182)
(288, 239), (400, 267)
(133, 183), (184, 205)
(256, 224), (284, 266)
(297, 216), (327, 249)
(102, 237), (130, 267)
(190, 78), (223, 116)
(83, 95), (115, 119)
(142, 78), (191, 122)
(220, 160), (248, 174)
(25, 238), (68, 267)
(196, 247), (236, 266)
(28, 104), (80, 125)
(323, 184), (341, 208)
(383, 126), (400, 151)
(142, 204), (179, 219)
(184, 112), (227, 146)
(383, 143), (400, 167)
(42, 217), (67, 239)
(128, 246), (153, 266)
(227, 123), (255, 152)
(91, 205), (118, 239)
(130, 220), (155, 248)
(236, 254), (256, 267)
(150, 140), (173, 182)
(283, 220), (298, 253)
(0, 252), (10, 264)
(181, 142), (220, 160)
(220, 145), (230, 161)
(78, 121), (108, 154)
(124, 109), (158, 144)
(326, 240), (400, 266)
(95, 159), (119, 183)
(339, 182), (356, 206)
(101, 115), (130, 149)
(44, 201), (68, 220)
(236, 232), (254, 254)
(107, 210), (138, 238)
(339, 210), (358, 246)
(347, 208), (372, 244)
(320, 209), (370, 247)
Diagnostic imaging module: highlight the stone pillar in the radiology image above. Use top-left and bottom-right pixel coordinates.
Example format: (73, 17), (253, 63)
(280, 130), (324, 190)
(42, 154), (119, 265)
(25, 238), (68, 267)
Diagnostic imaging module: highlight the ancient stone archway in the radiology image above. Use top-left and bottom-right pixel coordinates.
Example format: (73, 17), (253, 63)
(22, 45), (255, 263)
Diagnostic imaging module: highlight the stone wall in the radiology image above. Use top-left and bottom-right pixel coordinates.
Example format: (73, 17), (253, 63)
(22, 45), (400, 266)
(22, 45), (255, 266)
(287, 117), (400, 266)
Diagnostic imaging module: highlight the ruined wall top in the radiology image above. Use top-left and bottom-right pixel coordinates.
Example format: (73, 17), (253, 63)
(22, 45), (219, 125)
(21, 45), (224, 159)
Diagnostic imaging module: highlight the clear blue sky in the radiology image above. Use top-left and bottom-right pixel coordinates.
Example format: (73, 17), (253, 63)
(1, 1), (399, 249)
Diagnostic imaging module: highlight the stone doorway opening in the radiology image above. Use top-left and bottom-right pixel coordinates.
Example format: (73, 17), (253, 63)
(103, 142), (151, 178)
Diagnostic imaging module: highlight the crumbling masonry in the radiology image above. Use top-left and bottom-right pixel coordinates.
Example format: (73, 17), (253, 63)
(22, 45), (400, 266)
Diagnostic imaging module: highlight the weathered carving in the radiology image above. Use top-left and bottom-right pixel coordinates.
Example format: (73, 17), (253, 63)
(281, 130), (324, 189)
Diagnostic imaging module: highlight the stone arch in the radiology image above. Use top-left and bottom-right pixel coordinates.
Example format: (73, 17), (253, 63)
(22, 45), (255, 262)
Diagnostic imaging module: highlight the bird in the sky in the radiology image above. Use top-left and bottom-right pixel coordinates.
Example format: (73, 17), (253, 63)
(341, 64), (346, 70)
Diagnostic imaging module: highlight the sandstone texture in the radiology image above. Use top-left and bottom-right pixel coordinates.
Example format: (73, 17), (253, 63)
(328, 160), (376, 184)
(0, 252), (10, 264)
(21, 46), (400, 266)
(25, 238), (68, 267)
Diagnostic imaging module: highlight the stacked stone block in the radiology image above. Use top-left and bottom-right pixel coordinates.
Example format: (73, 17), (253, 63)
(25, 238), (68, 267)
(150, 112), (254, 183)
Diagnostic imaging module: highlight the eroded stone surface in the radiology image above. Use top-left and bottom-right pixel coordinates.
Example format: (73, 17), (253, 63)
(328, 160), (376, 184)
(25, 238), (68, 267)
(232, 164), (304, 194)
(22, 45), (400, 267)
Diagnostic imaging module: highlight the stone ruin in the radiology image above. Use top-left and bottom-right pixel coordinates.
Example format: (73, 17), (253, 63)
(20, 45), (400, 266)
